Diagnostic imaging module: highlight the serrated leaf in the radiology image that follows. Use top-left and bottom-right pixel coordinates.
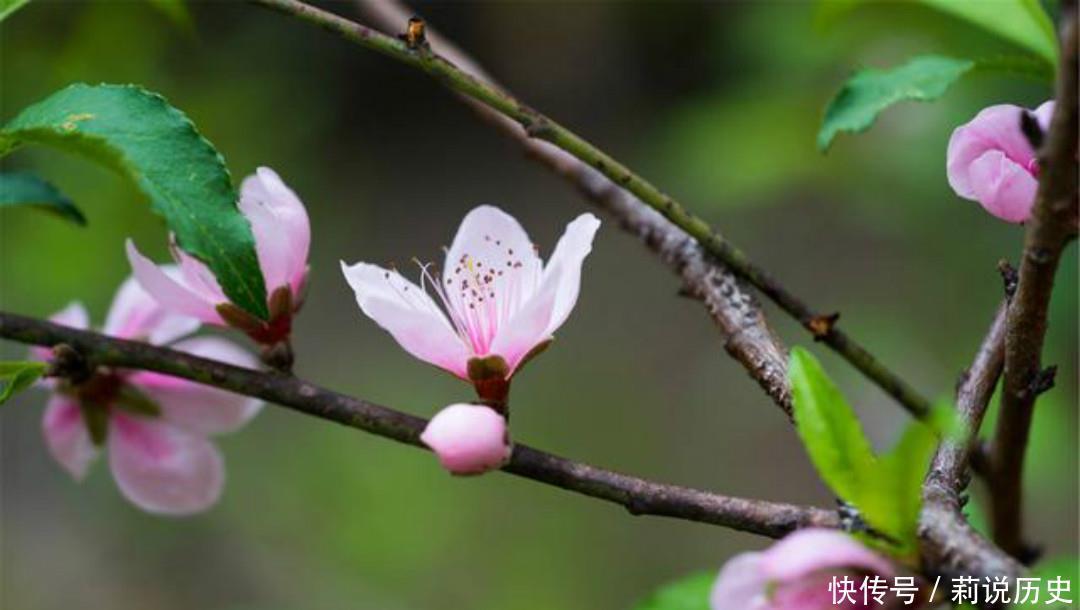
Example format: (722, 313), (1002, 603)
(789, 347), (877, 507)
(0, 171), (86, 225)
(0, 361), (47, 405)
(0, 0), (32, 22)
(818, 55), (975, 151)
(0, 84), (268, 319)
(858, 418), (937, 558)
(917, 0), (1057, 67)
(633, 571), (714, 610)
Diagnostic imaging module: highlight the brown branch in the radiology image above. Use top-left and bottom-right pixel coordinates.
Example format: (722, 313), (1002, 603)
(0, 311), (834, 537)
(352, 0), (793, 415)
(252, 0), (932, 420)
(989, 11), (1079, 559)
(920, 303), (1022, 592)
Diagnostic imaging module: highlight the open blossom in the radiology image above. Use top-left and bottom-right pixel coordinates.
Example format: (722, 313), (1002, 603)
(947, 101), (1054, 223)
(710, 529), (901, 610)
(126, 167), (311, 344)
(35, 276), (262, 515)
(340, 205), (600, 384)
(420, 403), (510, 475)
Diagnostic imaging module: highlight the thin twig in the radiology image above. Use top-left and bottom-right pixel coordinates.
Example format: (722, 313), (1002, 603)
(0, 311), (835, 538)
(353, 0), (793, 415)
(989, 11), (1078, 559)
(250, 0), (931, 420)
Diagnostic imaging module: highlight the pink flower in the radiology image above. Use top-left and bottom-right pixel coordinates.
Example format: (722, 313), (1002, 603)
(340, 205), (600, 384)
(710, 529), (898, 610)
(420, 403), (510, 475)
(36, 276), (262, 515)
(947, 101), (1055, 223)
(126, 167), (311, 344)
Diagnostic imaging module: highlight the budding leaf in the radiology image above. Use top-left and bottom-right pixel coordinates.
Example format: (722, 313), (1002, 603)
(818, 55), (975, 152)
(789, 347), (877, 506)
(0, 171), (86, 225)
(0, 361), (47, 406)
(0, 83), (268, 319)
(633, 571), (713, 610)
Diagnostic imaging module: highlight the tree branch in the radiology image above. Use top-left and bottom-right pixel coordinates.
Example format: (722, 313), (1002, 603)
(989, 11), (1078, 559)
(0, 311), (835, 538)
(920, 303), (1022, 592)
(250, 0), (931, 420)
(352, 0), (793, 415)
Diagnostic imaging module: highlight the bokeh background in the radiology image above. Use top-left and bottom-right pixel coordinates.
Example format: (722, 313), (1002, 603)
(1, 1), (1076, 609)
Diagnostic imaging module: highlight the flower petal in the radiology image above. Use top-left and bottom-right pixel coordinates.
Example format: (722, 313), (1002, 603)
(126, 239), (224, 325)
(103, 274), (201, 344)
(129, 337), (263, 436)
(759, 529), (892, 584)
(170, 238), (229, 305)
(968, 149), (1039, 223)
(41, 395), (98, 480)
(341, 261), (470, 379)
(488, 213), (599, 371)
(31, 302), (90, 364)
(108, 413), (224, 515)
(420, 403), (510, 475)
(947, 104), (1036, 199)
(1032, 100), (1055, 131)
(710, 552), (770, 610)
(443, 205), (542, 284)
(240, 167), (311, 295)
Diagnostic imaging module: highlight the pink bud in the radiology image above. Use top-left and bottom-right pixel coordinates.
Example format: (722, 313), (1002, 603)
(946, 101), (1054, 223)
(710, 529), (897, 610)
(420, 403), (510, 475)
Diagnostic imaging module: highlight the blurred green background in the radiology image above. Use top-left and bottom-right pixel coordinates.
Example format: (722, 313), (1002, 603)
(1, 1), (1076, 609)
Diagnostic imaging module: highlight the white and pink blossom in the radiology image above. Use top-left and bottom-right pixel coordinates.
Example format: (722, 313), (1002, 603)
(947, 101), (1055, 223)
(710, 529), (901, 610)
(126, 167), (311, 344)
(36, 276), (262, 515)
(340, 205), (600, 382)
(420, 403), (510, 475)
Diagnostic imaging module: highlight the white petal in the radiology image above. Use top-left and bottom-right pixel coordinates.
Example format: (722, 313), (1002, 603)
(41, 395), (98, 480)
(126, 240), (224, 325)
(108, 413), (224, 515)
(129, 337), (263, 436)
(103, 274), (201, 344)
(341, 261), (471, 379)
(240, 167), (311, 295)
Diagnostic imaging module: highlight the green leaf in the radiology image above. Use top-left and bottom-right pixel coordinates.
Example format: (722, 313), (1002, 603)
(818, 55), (975, 151)
(789, 347), (877, 506)
(0, 171), (86, 225)
(917, 0), (1058, 67)
(0, 361), (47, 405)
(858, 418), (937, 558)
(1, 84), (268, 319)
(0, 0), (32, 22)
(633, 572), (713, 610)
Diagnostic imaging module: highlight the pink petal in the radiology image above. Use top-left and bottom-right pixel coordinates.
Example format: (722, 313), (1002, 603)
(126, 239), (224, 325)
(129, 336), (262, 436)
(419, 403), (510, 475)
(1032, 100), (1055, 131)
(108, 413), (224, 515)
(240, 167), (311, 295)
(710, 552), (771, 610)
(341, 261), (471, 379)
(41, 395), (98, 480)
(169, 238), (228, 305)
(771, 572), (870, 610)
(968, 150), (1039, 223)
(488, 213), (599, 371)
(103, 274), (200, 344)
(443, 206), (542, 291)
(947, 104), (1036, 199)
(759, 529), (893, 584)
(32, 302), (90, 364)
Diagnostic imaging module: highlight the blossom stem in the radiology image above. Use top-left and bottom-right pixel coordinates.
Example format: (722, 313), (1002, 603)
(0, 310), (835, 538)
(989, 11), (1078, 559)
(249, 0), (932, 420)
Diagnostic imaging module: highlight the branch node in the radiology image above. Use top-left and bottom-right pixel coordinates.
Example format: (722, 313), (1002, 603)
(46, 343), (92, 384)
(997, 259), (1018, 298)
(1027, 365), (1057, 397)
(808, 312), (840, 341)
(398, 16), (428, 50)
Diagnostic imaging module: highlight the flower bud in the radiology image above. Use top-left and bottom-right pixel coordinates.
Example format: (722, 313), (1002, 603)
(420, 403), (510, 475)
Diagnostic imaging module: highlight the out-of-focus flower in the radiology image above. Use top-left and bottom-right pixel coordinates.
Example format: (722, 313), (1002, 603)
(36, 276), (262, 515)
(340, 205), (599, 400)
(126, 167), (311, 346)
(947, 101), (1054, 223)
(420, 403), (510, 475)
(710, 529), (901, 610)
